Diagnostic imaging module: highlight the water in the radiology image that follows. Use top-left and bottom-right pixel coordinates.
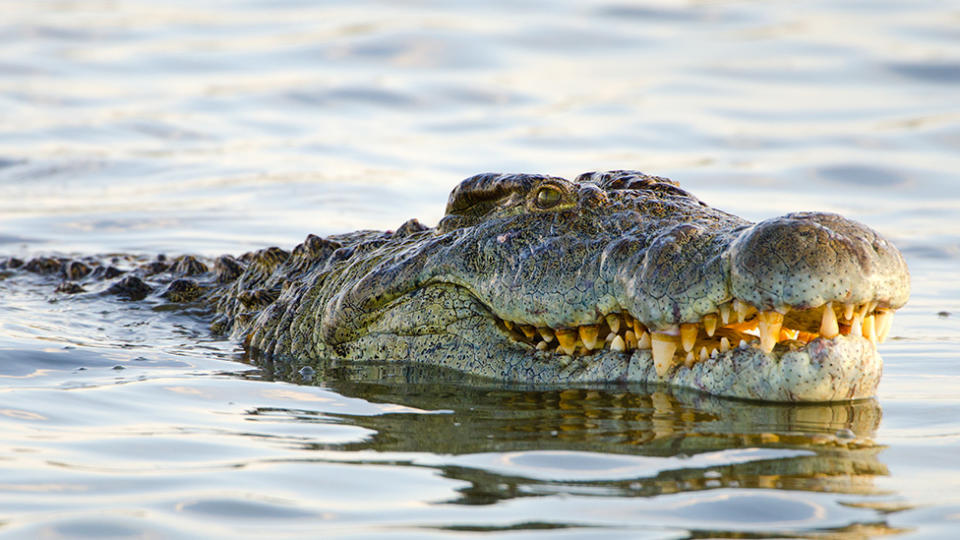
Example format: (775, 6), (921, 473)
(1, 0), (959, 537)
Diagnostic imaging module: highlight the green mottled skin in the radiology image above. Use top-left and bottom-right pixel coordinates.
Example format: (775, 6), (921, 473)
(7, 171), (910, 401)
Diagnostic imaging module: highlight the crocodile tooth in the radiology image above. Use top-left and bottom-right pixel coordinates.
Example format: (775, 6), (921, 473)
(684, 351), (695, 368)
(699, 346), (709, 362)
(758, 311), (784, 354)
(703, 314), (718, 337)
(609, 334), (626, 352)
(651, 333), (678, 377)
(520, 325), (536, 339)
(710, 348), (719, 358)
(680, 323), (698, 352)
(850, 311), (864, 337)
(536, 341), (549, 351)
(843, 303), (855, 321)
(605, 314), (621, 334)
(556, 328), (577, 355)
(637, 330), (652, 349)
(605, 331), (616, 343)
(539, 327), (555, 343)
(780, 328), (799, 341)
(633, 319), (646, 337)
(733, 299), (745, 322)
(820, 302), (839, 339)
(720, 337), (731, 353)
(624, 330), (638, 350)
(660, 324), (679, 336)
(876, 310), (893, 343)
(579, 325), (600, 350)
(504, 320), (514, 330)
(863, 314), (877, 345)
(719, 302), (732, 325)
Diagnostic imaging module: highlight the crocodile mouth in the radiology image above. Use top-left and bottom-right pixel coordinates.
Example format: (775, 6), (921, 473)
(497, 300), (896, 377)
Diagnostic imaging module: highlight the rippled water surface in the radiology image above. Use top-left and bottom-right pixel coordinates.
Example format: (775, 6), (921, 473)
(1, 1), (959, 537)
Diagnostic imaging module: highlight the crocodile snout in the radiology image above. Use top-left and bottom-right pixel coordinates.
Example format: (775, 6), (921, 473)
(728, 212), (910, 311)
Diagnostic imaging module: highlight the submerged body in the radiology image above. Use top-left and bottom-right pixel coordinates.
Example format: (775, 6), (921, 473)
(5, 171), (910, 401)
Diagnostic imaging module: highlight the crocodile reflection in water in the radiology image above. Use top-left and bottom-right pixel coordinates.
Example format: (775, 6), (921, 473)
(247, 377), (891, 520)
(3, 171), (910, 401)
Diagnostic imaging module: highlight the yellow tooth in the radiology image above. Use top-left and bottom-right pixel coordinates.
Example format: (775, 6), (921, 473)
(634, 319), (647, 336)
(876, 310), (893, 343)
(680, 323), (698, 352)
(536, 341), (549, 351)
(605, 331), (616, 343)
(556, 328), (577, 355)
(579, 325), (600, 350)
(610, 334), (626, 352)
(780, 328), (799, 341)
(758, 311), (784, 354)
(863, 315), (877, 345)
(699, 346), (709, 362)
(734, 299), (754, 322)
(504, 320), (514, 330)
(733, 299), (745, 322)
(651, 333), (679, 377)
(520, 325), (536, 339)
(843, 303), (855, 321)
(719, 302), (732, 325)
(703, 314), (718, 337)
(539, 327), (555, 343)
(637, 330), (651, 349)
(625, 330), (638, 350)
(820, 302), (840, 339)
(850, 312), (863, 337)
(684, 351), (695, 368)
(605, 314), (621, 334)
(720, 337), (731, 353)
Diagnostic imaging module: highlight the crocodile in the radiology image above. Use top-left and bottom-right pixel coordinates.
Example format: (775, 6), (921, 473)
(3, 171), (910, 402)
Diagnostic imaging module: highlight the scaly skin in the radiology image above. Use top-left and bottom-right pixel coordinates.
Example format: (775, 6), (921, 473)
(5, 171), (910, 401)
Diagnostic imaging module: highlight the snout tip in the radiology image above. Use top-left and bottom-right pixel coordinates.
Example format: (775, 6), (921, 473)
(729, 212), (910, 311)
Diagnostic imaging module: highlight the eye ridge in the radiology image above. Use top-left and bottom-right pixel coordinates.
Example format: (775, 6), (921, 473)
(535, 185), (563, 209)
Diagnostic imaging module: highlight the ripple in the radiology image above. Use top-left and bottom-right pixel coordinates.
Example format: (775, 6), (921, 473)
(175, 497), (317, 519)
(670, 492), (823, 525)
(889, 62), (960, 84)
(818, 164), (906, 187)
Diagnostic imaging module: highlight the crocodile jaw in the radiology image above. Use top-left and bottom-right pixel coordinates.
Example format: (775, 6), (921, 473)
(339, 283), (886, 402)
(669, 335), (882, 402)
(477, 318), (881, 402)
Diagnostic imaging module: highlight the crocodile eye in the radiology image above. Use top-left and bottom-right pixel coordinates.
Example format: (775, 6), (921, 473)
(535, 186), (562, 209)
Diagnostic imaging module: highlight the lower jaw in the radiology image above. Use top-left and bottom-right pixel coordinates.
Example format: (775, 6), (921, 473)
(501, 335), (881, 402)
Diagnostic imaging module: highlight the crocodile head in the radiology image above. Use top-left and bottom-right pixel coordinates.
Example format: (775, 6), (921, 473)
(313, 171), (909, 401)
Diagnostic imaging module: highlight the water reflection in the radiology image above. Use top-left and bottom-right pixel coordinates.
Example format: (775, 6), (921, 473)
(248, 357), (888, 507)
